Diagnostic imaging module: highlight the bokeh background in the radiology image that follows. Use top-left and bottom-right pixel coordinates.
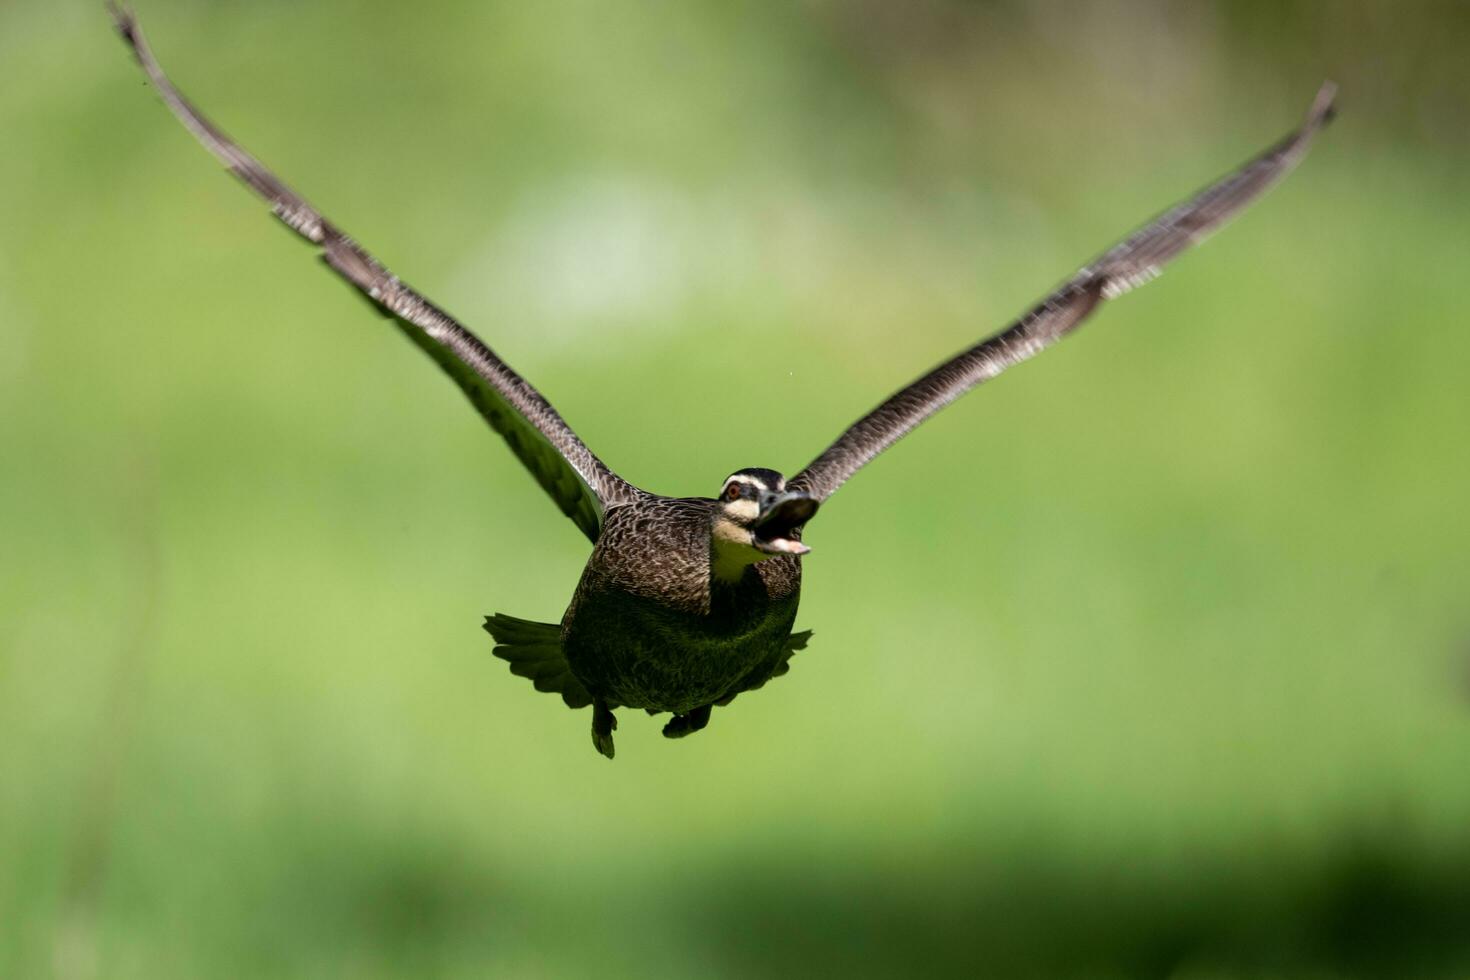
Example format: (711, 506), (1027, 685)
(4, 1), (1469, 976)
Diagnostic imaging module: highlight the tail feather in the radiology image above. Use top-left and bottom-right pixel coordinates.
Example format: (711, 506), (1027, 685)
(765, 629), (813, 682)
(484, 613), (593, 710)
(716, 629), (815, 706)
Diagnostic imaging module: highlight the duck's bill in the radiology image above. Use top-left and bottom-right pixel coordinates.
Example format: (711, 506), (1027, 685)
(752, 536), (810, 556)
(752, 492), (819, 556)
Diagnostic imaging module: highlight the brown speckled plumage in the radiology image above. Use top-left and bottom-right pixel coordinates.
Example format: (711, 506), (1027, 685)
(113, 4), (1334, 758)
(564, 496), (803, 714)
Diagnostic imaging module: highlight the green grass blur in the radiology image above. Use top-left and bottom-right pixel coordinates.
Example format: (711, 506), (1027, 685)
(3, 1), (1469, 976)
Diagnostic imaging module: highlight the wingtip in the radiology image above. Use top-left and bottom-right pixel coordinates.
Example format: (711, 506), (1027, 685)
(1309, 80), (1339, 128)
(106, 1), (135, 43)
(106, 1), (147, 64)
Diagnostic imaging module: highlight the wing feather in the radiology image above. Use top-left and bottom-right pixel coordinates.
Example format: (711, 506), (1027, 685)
(788, 84), (1337, 502)
(110, 4), (636, 541)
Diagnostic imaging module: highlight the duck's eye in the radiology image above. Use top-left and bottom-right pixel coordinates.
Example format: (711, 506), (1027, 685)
(725, 482), (744, 502)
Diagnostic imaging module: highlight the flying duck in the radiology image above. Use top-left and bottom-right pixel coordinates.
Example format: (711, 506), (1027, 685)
(111, 6), (1335, 757)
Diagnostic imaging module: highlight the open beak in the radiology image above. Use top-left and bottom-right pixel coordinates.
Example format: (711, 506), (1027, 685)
(751, 491), (820, 556)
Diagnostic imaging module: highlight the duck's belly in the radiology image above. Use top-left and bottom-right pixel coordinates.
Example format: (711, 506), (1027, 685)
(562, 589), (799, 714)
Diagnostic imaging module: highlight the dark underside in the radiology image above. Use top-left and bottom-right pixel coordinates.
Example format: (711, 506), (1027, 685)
(562, 571), (801, 714)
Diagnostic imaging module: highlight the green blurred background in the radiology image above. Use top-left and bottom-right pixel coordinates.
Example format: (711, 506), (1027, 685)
(3, 1), (1469, 976)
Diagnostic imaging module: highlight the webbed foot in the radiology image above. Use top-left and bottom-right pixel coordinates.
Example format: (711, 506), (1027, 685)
(661, 704), (711, 739)
(592, 699), (617, 759)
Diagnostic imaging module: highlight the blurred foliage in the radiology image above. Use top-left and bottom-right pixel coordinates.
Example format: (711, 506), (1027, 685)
(2, 0), (1469, 977)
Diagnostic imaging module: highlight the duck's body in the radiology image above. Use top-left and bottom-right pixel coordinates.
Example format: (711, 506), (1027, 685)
(486, 478), (812, 753)
(564, 496), (803, 714)
(113, 4), (1335, 758)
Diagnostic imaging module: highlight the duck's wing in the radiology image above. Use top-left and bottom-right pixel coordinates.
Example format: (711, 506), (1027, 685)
(110, 5), (636, 542)
(787, 84), (1337, 503)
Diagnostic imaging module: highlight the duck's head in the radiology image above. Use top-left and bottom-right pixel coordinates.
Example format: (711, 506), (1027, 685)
(710, 468), (819, 579)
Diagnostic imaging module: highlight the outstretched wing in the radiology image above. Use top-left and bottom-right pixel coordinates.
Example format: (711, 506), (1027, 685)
(110, 5), (637, 542)
(788, 84), (1337, 502)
